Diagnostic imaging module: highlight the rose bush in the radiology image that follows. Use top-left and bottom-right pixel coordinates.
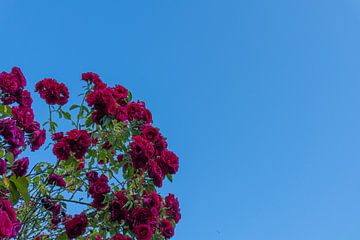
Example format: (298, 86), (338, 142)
(0, 67), (181, 239)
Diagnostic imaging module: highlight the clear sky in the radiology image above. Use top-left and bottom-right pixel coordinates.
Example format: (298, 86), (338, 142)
(1, 0), (360, 239)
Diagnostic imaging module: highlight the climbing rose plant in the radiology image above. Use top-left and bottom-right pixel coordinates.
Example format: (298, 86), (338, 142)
(0, 67), (181, 239)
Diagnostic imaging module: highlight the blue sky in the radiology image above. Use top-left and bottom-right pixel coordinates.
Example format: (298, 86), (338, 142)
(1, 0), (360, 239)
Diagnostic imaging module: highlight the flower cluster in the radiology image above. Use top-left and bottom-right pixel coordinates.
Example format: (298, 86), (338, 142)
(52, 129), (91, 161)
(0, 68), (181, 240)
(0, 68), (46, 156)
(0, 200), (21, 239)
(35, 78), (69, 105)
(87, 171), (111, 209)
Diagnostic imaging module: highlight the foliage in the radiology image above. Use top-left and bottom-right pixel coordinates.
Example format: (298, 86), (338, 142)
(0, 68), (181, 240)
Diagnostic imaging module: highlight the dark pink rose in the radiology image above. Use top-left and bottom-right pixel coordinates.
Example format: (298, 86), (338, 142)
(133, 224), (153, 240)
(12, 106), (34, 129)
(24, 121), (40, 133)
(129, 136), (154, 169)
(88, 174), (110, 196)
(113, 234), (132, 240)
(30, 128), (46, 151)
(1, 200), (17, 222)
(158, 149), (179, 175)
(130, 207), (157, 227)
(126, 101), (152, 124)
(11, 157), (29, 177)
(81, 72), (107, 90)
(141, 125), (160, 143)
(0, 159), (6, 175)
(53, 140), (71, 161)
(11, 67), (26, 89)
(0, 71), (19, 94)
(65, 213), (88, 239)
(51, 132), (64, 141)
(160, 219), (175, 238)
(86, 170), (98, 182)
(165, 194), (181, 223)
(48, 174), (66, 187)
(114, 106), (128, 122)
(143, 191), (162, 212)
(35, 78), (69, 105)
(17, 90), (33, 107)
(0, 210), (12, 238)
(65, 129), (91, 159)
(147, 160), (163, 187)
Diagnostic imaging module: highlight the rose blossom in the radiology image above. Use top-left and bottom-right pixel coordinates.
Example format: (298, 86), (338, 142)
(157, 149), (179, 175)
(48, 174), (66, 188)
(160, 219), (175, 238)
(17, 90), (33, 107)
(35, 78), (69, 105)
(0, 159), (6, 175)
(113, 234), (132, 240)
(165, 194), (181, 223)
(133, 224), (153, 240)
(30, 128), (46, 151)
(65, 213), (88, 238)
(129, 136), (154, 169)
(53, 140), (71, 161)
(141, 125), (160, 143)
(126, 101), (152, 124)
(11, 157), (29, 177)
(0, 210), (12, 238)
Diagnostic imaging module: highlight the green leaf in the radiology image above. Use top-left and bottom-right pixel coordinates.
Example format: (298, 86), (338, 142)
(58, 232), (68, 240)
(69, 104), (80, 111)
(9, 182), (20, 205)
(5, 152), (14, 163)
(63, 111), (72, 120)
(10, 176), (30, 204)
(166, 174), (173, 183)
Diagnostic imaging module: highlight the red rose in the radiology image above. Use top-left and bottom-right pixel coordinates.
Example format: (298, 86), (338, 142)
(113, 234), (132, 240)
(130, 207), (157, 227)
(86, 170), (98, 182)
(165, 194), (181, 223)
(30, 129), (46, 151)
(129, 136), (154, 170)
(88, 174), (110, 196)
(65, 213), (88, 239)
(158, 150), (179, 175)
(86, 88), (116, 116)
(53, 140), (71, 161)
(154, 134), (168, 156)
(81, 72), (107, 90)
(11, 157), (29, 177)
(11, 67), (26, 89)
(24, 121), (40, 133)
(51, 132), (64, 141)
(133, 224), (153, 240)
(48, 174), (66, 188)
(160, 219), (175, 238)
(126, 101), (152, 124)
(0, 71), (19, 94)
(147, 160), (163, 187)
(0, 210), (12, 238)
(143, 191), (162, 212)
(35, 78), (69, 105)
(141, 125), (160, 143)
(114, 106), (128, 122)
(11, 106), (34, 129)
(109, 198), (128, 222)
(65, 129), (91, 159)
(0, 160), (6, 175)
(16, 90), (33, 107)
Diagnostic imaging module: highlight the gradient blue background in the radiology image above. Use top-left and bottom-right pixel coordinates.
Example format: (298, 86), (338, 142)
(1, 0), (360, 239)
